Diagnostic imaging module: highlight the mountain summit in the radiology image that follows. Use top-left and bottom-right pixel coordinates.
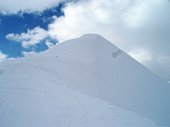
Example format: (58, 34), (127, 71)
(0, 34), (169, 127)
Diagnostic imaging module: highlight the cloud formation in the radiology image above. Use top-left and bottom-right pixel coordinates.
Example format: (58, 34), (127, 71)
(0, 0), (66, 14)
(21, 51), (37, 56)
(45, 40), (55, 48)
(6, 27), (50, 48)
(128, 48), (152, 63)
(0, 51), (8, 62)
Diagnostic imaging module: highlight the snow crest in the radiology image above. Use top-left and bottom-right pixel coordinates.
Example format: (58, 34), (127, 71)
(0, 34), (169, 127)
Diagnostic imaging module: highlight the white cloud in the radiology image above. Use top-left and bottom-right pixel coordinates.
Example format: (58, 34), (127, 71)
(48, 0), (170, 45)
(0, 0), (66, 14)
(48, 0), (126, 42)
(6, 27), (50, 48)
(128, 48), (152, 63)
(45, 40), (55, 48)
(0, 51), (8, 62)
(21, 51), (37, 56)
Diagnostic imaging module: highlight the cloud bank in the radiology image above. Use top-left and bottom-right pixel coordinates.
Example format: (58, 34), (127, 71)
(0, 51), (8, 62)
(6, 27), (50, 48)
(0, 0), (67, 14)
(21, 51), (37, 56)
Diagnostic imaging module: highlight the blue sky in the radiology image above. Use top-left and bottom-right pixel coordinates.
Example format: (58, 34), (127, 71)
(0, 0), (170, 82)
(0, 3), (64, 58)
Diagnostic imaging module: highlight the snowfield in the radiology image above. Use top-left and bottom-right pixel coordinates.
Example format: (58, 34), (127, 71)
(0, 34), (169, 127)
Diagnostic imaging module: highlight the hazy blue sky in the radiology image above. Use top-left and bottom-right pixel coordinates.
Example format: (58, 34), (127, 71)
(0, 0), (170, 82)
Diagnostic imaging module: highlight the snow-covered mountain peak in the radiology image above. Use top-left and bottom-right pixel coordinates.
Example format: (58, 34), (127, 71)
(44, 34), (121, 64)
(0, 34), (169, 127)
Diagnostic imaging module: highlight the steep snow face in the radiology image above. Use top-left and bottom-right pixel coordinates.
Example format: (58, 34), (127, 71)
(0, 34), (169, 127)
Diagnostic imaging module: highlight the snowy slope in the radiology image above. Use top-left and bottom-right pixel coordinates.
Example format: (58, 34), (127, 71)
(0, 34), (169, 127)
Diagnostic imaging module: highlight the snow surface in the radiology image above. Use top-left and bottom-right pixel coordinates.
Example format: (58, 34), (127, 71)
(0, 34), (169, 127)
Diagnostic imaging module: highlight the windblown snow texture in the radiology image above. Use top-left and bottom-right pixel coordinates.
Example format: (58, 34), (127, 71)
(0, 34), (169, 127)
